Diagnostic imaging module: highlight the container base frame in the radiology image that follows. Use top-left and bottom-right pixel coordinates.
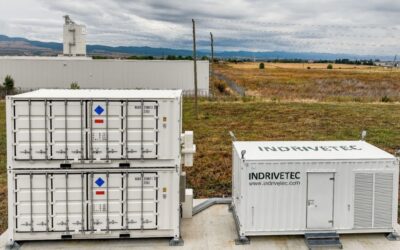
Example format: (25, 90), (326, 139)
(386, 231), (400, 241)
(234, 236), (250, 245)
(11, 229), (176, 242)
(169, 236), (184, 246)
(230, 204), (250, 245)
(5, 241), (21, 250)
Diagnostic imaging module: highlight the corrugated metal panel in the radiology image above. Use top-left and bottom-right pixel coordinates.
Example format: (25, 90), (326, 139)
(52, 173), (85, 232)
(14, 174), (48, 232)
(245, 162), (305, 231)
(354, 173), (374, 228)
(14, 171), (159, 233)
(374, 173), (393, 228)
(10, 91), (180, 163)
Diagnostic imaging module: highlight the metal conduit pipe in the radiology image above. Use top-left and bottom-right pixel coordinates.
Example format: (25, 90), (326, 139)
(192, 197), (232, 216)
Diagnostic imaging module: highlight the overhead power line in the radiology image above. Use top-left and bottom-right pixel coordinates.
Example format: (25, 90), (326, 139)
(196, 18), (399, 30)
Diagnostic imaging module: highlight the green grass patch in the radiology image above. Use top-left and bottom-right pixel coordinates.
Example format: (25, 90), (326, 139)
(183, 99), (400, 199)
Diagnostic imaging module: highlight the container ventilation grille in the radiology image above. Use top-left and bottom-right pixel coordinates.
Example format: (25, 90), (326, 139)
(354, 172), (393, 229)
(373, 173), (393, 228)
(354, 173), (373, 228)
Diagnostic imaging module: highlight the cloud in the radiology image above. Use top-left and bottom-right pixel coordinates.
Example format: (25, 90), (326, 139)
(0, 0), (399, 55)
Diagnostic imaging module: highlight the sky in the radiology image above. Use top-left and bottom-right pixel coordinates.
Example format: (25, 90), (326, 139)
(0, 0), (399, 56)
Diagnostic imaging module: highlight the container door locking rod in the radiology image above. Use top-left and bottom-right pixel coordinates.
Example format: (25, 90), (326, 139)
(106, 100), (109, 161)
(28, 100), (32, 160)
(44, 100), (48, 160)
(80, 100), (84, 162)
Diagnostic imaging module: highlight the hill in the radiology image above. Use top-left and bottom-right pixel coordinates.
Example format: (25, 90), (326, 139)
(0, 34), (391, 60)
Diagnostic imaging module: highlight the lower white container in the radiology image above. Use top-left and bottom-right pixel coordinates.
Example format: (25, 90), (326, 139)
(8, 168), (180, 242)
(232, 141), (399, 239)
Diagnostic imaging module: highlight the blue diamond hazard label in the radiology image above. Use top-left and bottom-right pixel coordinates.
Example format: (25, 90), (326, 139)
(94, 105), (104, 115)
(95, 177), (105, 187)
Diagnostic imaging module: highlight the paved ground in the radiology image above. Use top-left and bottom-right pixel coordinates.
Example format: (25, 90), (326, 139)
(1, 200), (400, 250)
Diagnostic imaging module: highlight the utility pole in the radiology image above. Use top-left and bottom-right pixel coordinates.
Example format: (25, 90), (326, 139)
(210, 32), (214, 77)
(192, 19), (198, 119)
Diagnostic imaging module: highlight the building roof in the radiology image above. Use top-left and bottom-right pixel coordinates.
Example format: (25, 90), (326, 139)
(11, 89), (182, 99)
(0, 56), (209, 63)
(233, 141), (395, 161)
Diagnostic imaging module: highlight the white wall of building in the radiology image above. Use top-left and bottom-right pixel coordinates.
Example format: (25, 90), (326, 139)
(0, 57), (209, 95)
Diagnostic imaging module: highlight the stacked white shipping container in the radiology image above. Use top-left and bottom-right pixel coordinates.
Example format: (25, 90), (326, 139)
(232, 141), (399, 240)
(6, 89), (195, 246)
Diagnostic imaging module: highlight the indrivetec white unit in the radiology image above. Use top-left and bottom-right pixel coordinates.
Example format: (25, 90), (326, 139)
(6, 89), (196, 246)
(232, 141), (399, 238)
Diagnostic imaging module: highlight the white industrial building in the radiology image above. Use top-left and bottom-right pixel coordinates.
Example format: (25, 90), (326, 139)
(0, 57), (210, 95)
(0, 15), (210, 95)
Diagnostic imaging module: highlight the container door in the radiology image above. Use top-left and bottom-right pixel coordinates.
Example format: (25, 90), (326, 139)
(13, 100), (49, 160)
(88, 101), (122, 161)
(52, 101), (85, 161)
(53, 173), (86, 232)
(123, 101), (158, 159)
(14, 174), (49, 232)
(124, 173), (158, 229)
(89, 173), (123, 231)
(306, 172), (335, 229)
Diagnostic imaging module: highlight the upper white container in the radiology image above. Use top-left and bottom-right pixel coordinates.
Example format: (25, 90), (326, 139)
(232, 141), (399, 237)
(7, 89), (188, 169)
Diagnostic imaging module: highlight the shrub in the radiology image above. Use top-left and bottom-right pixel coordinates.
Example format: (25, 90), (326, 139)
(215, 81), (227, 94)
(70, 82), (80, 89)
(381, 95), (391, 102)
(3, 75), (14, 91)
(307, 66), (311, 69)
(327, 64), (333, 69)
(259, 62), (265, 69)
(241, 96), (254, 102)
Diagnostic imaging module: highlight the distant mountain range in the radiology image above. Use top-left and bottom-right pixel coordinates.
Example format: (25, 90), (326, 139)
(0, 34), (392, 60)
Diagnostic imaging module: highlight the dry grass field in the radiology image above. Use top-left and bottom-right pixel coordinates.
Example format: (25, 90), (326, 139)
(228, 62), (392, 71)
(214, 62), (400, 102)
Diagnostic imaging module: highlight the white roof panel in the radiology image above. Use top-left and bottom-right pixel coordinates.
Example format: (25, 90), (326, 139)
(233, 141), (395, 161)
(0, 56), (92, 61)
(11, 89), (182, 99)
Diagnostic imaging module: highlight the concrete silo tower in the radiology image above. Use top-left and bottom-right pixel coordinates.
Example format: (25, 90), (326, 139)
(63, 15), (86, 56)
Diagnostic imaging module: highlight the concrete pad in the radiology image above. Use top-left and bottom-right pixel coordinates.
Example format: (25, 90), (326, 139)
(1, 201), (400, 250)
